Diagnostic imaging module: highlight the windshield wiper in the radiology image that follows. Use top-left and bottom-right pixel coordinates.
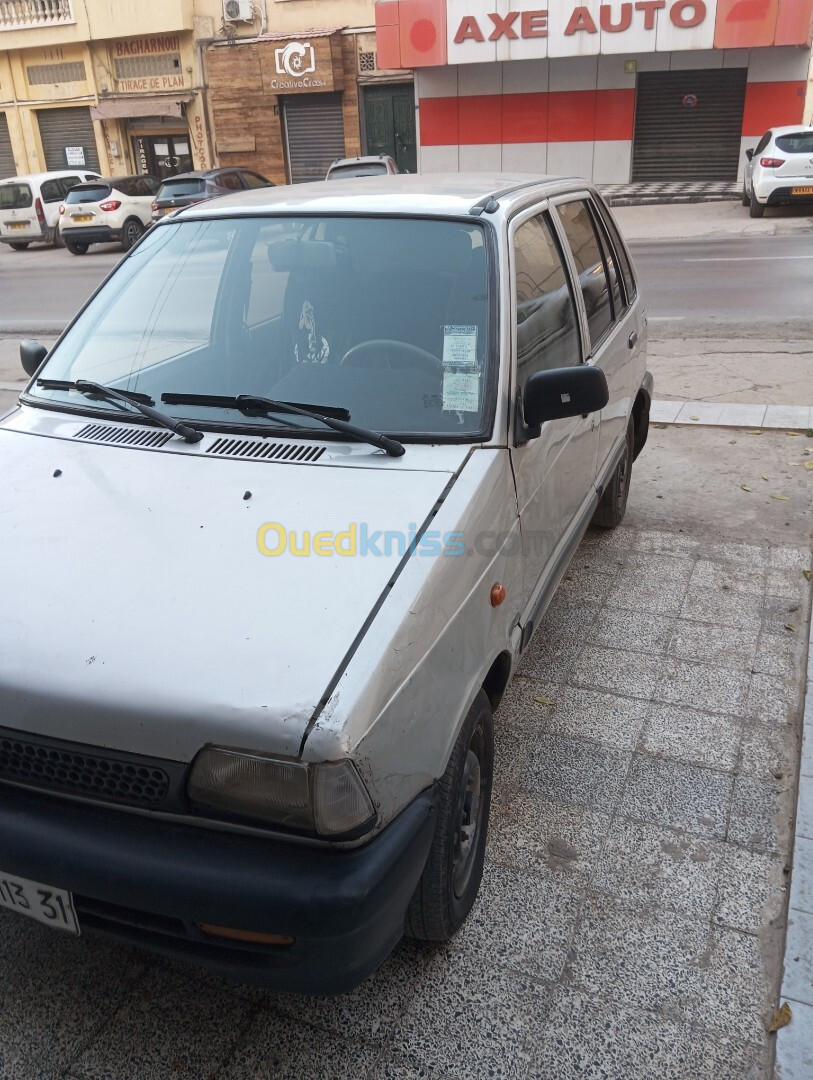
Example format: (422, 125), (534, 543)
(37, 379), (203, 444)
(162, 392), (405, 457)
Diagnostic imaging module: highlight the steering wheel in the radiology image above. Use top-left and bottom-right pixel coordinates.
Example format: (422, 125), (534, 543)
(339, 339), (443, 375)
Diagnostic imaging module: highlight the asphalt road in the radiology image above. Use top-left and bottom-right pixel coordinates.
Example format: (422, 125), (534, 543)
(1, 229), (812, 336)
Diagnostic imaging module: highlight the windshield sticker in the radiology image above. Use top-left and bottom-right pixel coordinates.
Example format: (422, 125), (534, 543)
(442, 371), (480, 414)
(442, 324), (477, 368)
(296, 300), (329, 364)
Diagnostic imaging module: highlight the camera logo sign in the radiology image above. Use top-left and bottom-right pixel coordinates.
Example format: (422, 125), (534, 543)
(271, 41), (328, 89)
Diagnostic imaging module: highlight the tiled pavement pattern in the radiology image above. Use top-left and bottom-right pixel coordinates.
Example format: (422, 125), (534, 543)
(1, 525), (810, 1080)
(600, 181), (740, 207)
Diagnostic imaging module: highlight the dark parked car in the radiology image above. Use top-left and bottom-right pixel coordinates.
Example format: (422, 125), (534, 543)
(151, 168), (274, 221)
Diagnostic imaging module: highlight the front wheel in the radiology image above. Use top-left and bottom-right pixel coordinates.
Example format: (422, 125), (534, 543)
(65, 241), (89, 255)
(121, 218), (144, 251)
(749, 191), (765, 218)
(593, 417), (634, 529)
(406, 690), (494, 941)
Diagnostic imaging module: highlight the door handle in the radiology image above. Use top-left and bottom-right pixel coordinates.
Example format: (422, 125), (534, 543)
(628, 331), (638, 349)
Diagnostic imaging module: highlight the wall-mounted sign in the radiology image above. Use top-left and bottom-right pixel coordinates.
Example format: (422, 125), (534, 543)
(624, 59), (637, 73)
(682, 93), (699, 107)
(114, 36), (181, 57)
(264, 37), (339, 93)
(64, 146), (86, 166)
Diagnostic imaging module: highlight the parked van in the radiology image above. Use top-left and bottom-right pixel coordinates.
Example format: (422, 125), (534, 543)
(0, 174), (651, 993)
(0, 170), (100, 250)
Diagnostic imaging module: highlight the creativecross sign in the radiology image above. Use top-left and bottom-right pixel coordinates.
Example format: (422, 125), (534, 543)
(375, 0), (813, 67)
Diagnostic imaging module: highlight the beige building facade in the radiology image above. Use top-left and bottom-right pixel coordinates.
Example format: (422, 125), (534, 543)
(1, 0), (415, 184)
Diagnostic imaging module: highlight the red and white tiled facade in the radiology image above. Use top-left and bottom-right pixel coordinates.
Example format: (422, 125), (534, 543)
(374, 0), (813, 181)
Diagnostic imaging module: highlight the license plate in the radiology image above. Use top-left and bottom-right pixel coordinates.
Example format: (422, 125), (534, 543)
(791, 186), (813, 196)
(72, 214), (93, 222)
(8, 222), (28, 230)
(161, 207), (174, 215)
(0, 871), (80, 935)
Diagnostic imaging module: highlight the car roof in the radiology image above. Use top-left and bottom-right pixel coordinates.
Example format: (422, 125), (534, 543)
(0, 170), (100, 184)
(766, 125), (813, 137)
(160, 168), (247, 181)
(70, 175), (148, 186)
(175, 172), (584, 220)
(330, 156), (395, 166)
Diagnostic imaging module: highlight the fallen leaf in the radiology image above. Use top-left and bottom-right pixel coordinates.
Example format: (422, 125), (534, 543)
(788, 462), (801, 467)
(803, 570), (812, 582)
(768, 1002), (792, 1033)
(740, 484), (752, 492)
(761, 475), (769, 481)
(805, 461), (813, 471)
(786, 431), (802, 437)
(746, 430), (762, 436)
(689, 415), (699, 421)
(654, 423), (668, 430)
(770, 494), (790, 501)
(784, 624), (797, 633)
(534, 696), (555, 707)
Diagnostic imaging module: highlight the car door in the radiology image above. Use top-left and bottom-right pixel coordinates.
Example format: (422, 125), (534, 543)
(509, 203), (600, 625)
(552, 194), (642, 483)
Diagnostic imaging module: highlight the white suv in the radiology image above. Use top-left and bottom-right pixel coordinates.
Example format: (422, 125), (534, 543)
(59, 175), (161, 254)
(743, 126), (813, 218)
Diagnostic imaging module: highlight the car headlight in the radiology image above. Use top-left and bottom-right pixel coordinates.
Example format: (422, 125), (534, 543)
(187, 747), (376, 837)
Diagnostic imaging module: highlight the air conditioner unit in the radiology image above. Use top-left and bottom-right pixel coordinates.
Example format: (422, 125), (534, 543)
(223, 0), (254, 23)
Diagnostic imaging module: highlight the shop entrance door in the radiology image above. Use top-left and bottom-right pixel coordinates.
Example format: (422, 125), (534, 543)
(133, 134), (192, 178)
(363, 84), (416, 173)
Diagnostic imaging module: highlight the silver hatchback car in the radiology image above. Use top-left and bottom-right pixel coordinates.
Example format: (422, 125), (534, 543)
(1, 175), (651, 993)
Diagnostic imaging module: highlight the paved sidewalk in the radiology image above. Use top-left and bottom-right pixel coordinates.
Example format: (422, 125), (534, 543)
(652, 401), (813, 431)
(0, 425), (810, 1079)
(601, 181), (739, 207)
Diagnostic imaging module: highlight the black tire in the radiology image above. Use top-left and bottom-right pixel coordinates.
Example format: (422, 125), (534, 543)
(66, 241), (89, 255)
(749, 191), (765, 218)
(406, 689), (493, 941)
(8, 242), (29, 251)
(121, 218), (144, 251)
(741, 182), (750, 207)
(593, 417), (634, 529)
(52, 227), (63, 248)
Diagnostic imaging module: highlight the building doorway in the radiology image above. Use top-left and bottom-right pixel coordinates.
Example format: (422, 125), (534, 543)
(131, 133), (192, 178)
(632, 69), (748, 182)
(363, 84), (416, 173)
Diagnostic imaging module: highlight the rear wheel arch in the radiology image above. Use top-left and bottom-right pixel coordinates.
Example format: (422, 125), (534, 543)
(631, 387), (650, 461)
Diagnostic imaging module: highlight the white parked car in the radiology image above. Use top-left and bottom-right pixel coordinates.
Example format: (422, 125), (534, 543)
(59, 175), (161, 254)
(743, 125), (813, 218)
(0, 170), (100, 250)
(2, 175), (651, 993)
(326, 155), (401, 180)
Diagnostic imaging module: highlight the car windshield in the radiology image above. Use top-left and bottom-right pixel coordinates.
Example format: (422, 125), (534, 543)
(157, 178), (206, 199)
(775, 132), (813, 154)
(65, 184), (112, 204)
(29, 215), (492, 439)
(328, 164), (388, 179)
(0, 183), (33, 209)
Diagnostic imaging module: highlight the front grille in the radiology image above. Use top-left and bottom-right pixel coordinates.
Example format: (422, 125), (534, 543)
(0, 733), (170, 808)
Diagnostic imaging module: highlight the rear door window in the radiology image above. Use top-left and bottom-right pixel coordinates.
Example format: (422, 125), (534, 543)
(242, 171), (270, 189)
(513, 212), (581, 386)
(775, 132), (813, 154)
(220, 172), (245, 192)
(0, 184), (32, 209)
(556, 199), (614, 350)
(58, 176), (82, 197)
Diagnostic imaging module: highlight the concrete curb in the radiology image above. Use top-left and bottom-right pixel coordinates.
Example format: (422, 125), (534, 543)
(651, 400), (813, 432)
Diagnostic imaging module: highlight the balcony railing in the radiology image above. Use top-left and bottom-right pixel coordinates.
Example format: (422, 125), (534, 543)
(0, 0), (74, 30)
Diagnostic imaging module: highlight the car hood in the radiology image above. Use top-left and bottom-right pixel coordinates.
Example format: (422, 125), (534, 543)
(0, 425), (463, 762)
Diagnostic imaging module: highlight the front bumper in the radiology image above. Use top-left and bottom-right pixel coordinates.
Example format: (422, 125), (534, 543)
(61, 225), (121, 245)
(0, 783), (438, 993)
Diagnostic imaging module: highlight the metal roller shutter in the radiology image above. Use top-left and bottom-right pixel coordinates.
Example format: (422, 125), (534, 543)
(632, 69), (747, 182)
(283, 94), (345, 184)
(36, 107), (100, 172)
(0, 112), (15, 179)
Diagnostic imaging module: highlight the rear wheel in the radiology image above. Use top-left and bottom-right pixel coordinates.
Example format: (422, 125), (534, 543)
(593, 417), (634, 529)
(749, 190), (765, 218)
(66, 241), (89, 255)
(8, 242), (29, 251)
(121, 218), (144, 251)
(406, 690), (493, 941)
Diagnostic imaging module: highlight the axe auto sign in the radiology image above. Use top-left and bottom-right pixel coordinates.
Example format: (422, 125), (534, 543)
(453, 2), (707, 44)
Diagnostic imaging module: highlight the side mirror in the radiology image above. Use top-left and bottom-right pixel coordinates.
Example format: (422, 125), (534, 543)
(519, 365), (609, 442)
(745, 148), (754, 161)
(20, 339), (48, 378)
